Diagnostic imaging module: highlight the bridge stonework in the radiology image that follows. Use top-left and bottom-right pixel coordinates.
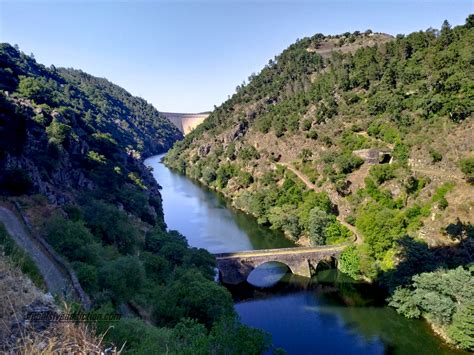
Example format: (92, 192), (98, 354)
(214, 246), (343, 285)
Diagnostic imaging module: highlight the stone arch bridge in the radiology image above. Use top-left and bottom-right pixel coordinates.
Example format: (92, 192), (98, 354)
(214, 245), (346, 285)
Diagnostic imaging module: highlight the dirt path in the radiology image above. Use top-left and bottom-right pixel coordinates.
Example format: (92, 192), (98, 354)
(283, 163), (319, 191)
(280, 163), (362, 244)
(410, 167), (464, 181)
(0, 206), (73, 297)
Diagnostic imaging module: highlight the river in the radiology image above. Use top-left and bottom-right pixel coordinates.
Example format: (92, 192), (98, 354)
(145, 154), (464, 355)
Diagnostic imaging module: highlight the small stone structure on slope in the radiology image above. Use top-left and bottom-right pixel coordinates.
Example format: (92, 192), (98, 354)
(353, 148), (393, 164)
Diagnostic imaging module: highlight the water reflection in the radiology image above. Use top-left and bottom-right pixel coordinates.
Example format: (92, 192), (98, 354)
(145, 155), (295, 253)
(247, 262), (290, 288)
(232, 268), (466, 355)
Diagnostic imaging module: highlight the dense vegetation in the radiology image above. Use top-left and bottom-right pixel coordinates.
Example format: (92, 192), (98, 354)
(0, 44), (270, 353)
(390, 265), (474, 351)
(0, 44), (182, 157)
(168, 18), (472, 256)
(165, 17), (474, 348)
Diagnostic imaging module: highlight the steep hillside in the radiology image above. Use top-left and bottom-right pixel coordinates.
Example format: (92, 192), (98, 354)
(166, 21), (473, 273)
(0, 44), (270, 353)
(0, 43), (183, 207)
(166, 20), (474, 349)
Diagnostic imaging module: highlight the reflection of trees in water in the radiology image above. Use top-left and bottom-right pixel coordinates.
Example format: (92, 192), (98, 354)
(318, 273), (466, 355)
(228, 268), (359, 302)
(322, 302), (464, 355)
(231, 209), (296, 249)
(192, 182), (296, 250)
(226, 272), (309, 301)
(231, 269), (465, 354)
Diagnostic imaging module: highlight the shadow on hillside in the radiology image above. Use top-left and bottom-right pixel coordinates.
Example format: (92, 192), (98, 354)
(377, 221), (474, 293)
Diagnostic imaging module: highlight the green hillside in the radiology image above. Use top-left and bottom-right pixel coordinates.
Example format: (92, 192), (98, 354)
(0, 44), (270, 353)
(165, 18), (474, 350)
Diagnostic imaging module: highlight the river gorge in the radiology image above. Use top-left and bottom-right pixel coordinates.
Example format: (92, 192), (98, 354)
(145, 154), (465, 355)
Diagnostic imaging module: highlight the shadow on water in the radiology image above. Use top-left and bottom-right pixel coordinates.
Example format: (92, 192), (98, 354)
(226, 264), (467, 355)
(224, 264), (386, 306)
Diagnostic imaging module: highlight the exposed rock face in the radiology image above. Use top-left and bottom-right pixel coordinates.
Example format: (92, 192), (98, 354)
(224, 121), (248, 143)
(0, 96), (163, 208)
(198, 144), (211, 157)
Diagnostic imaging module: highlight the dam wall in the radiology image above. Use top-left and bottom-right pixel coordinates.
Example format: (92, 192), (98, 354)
(161, 112), (209, 135)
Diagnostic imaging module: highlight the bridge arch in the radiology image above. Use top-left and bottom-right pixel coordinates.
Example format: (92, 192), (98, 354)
(247, 261), (292, 286)
(315, 255), (338, 272)
(249, 260), (295, 275)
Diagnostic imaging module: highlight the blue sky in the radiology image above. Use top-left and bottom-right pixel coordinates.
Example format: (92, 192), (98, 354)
(0, 1), (472, 112)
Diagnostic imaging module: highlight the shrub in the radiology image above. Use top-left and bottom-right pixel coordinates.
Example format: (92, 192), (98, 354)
(336, 153), (364, 174)
(429, 148), (442, 163)
(369, 164), (396, 184)
(299, 148), (312, 161)
(154, 270), (234, 328)
(239, 145), (260, 161)
(307, 208), (332, 246)
(238, 171), (254, 188)
(0, 222), (44, 288)
(438, 196), (449, 210)
(448, 303), (474, 351)
(306, 130), (318, 140)
(393, 142), (410, 165)
(81, 199), (141, 253)
(100, 256), (145, 302)
(268, 204), (301, 240)
(459, 157), (474, 182)
(356, 202), (405, 260)
(16, 76), (53, 104)
(390, 266), (474, 346)
(301, 118), (312, 131)
(339, 245), (361, 279)
(87, 151), (107, 164)
(324, 221), (351, 244)
(128, 172), (147, 189)
(43, 214), (99, 264)
(46, 118), (71, 145)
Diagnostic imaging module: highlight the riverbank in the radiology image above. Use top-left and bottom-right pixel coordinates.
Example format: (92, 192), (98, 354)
(148, 154), (466, 354)
(162, 157), (338, 248)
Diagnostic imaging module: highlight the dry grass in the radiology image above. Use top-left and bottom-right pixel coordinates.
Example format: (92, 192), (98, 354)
(0, 255), (123, 354)
(10, 308), (124, 354)
(0, 255), (42, 339)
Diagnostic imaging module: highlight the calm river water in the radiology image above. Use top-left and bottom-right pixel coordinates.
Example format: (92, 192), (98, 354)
(145, 154), (464, 355)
